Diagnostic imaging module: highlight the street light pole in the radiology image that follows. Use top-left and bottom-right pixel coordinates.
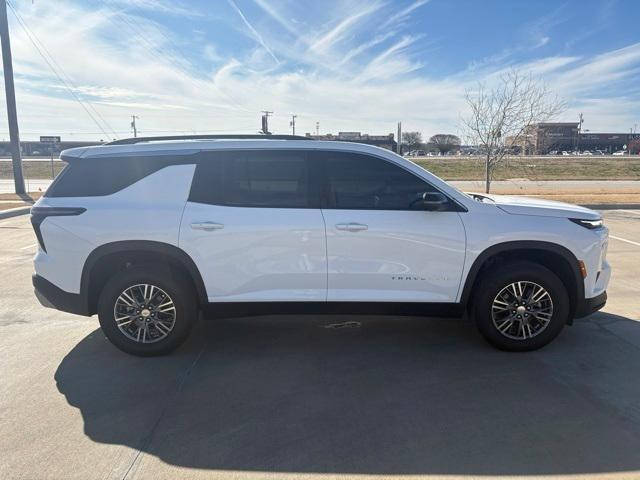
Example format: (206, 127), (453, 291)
(0, 0), (25, 194)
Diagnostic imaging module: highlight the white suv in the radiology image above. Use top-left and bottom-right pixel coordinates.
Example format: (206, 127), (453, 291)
(31, 135), (610, 355)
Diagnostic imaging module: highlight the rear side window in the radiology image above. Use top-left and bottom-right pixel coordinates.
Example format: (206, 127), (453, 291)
(45, 155), (193, 197)
(319, 151), (439, 210)
(189, 150), (315, 208)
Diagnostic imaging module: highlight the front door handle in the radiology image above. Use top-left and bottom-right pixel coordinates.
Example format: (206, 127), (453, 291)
(190, 221), (224, 231)
(335, 222), (368, 232)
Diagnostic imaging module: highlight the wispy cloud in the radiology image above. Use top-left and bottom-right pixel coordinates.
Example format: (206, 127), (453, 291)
(251, 0), (300, 38)
(339, 32), (396, 66)
(356, 35), (423, 82)
(106, 0), (203, 18)
(227, 0), (280, 64)
(380, 0), (430, 29)
(309, 2), (383, 54)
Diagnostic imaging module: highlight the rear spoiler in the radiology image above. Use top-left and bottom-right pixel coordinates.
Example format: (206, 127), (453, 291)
(59, 147), (90, 162)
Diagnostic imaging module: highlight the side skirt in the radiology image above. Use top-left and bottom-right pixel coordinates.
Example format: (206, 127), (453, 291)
(202, 301), (465, 319)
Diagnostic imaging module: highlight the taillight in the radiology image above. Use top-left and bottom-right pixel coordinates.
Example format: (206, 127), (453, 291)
(30, 207), (86, 252)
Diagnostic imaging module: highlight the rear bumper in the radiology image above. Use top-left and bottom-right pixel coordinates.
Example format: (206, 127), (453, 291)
(32, 274), (89, 316)
(575, 291), (607, 319)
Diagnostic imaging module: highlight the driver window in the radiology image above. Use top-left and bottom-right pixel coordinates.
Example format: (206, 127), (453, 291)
(322, 151), (438, 210)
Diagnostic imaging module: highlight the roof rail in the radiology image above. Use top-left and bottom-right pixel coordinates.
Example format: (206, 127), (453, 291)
(108, 134), (313, 145)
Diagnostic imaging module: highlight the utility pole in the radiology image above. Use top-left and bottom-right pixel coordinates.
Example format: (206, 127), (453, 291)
(130, 115), (139, 137)
(576, 113), (583, 152)
(0, 0), (25, 194)
(289, 114), (297, 135)
(261, 110), (272, 134)
(396, 122), (402, 155)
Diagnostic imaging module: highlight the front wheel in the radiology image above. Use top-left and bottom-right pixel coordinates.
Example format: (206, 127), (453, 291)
(98, 265), (197, 356)
(473, 261), (569, 351)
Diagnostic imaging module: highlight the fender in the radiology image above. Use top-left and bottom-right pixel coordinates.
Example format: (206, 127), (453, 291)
(80, 240), (208, 312)
(459, 240), (584, 313)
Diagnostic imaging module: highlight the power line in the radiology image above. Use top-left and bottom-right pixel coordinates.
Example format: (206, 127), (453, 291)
(6, 1), (116, 139)
(0, 126), (261, 136)
(101, 2), (254, 115)
(7, 0), (118, 138)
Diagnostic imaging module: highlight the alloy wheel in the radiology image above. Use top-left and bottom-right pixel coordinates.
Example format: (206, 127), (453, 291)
(491, 281), (553, 340)
(113, 283), (176, 343)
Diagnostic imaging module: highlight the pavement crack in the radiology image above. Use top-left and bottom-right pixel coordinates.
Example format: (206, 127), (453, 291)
(119, 345), (206, 480)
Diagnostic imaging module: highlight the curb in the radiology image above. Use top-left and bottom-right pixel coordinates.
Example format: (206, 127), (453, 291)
(0, 206), (31, 220)
(580, 204), (640, 210)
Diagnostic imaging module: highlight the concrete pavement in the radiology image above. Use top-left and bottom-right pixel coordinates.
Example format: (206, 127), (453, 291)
(1, 211), (640, 479)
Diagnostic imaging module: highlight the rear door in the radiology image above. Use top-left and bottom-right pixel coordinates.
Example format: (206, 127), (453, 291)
(316, 150), (467, 303)
(179, 150), (327, 302)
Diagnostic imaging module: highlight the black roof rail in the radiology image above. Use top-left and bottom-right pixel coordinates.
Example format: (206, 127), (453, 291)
(108, 134), (313, 145)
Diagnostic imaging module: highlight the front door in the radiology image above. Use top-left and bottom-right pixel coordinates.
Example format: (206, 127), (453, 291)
(316, 151), (466, 303)
(180, 150), (327, 302)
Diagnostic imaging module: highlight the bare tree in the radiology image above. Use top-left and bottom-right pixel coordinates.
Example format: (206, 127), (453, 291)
(462, 70), (565, 193)
(402, 131), (423, 152)
(429, 134), (461, 154)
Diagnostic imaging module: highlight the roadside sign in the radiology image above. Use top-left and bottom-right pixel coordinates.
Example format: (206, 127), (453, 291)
(40, 136), (60, 143)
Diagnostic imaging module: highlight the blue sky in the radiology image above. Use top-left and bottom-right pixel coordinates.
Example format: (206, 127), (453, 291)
(2, 0), (640, 140)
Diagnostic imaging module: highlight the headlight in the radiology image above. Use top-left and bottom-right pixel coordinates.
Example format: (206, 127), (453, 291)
(569, 218), (604, 229)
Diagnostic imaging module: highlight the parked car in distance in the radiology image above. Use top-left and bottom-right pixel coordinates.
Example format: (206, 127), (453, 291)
(612, 150), (626, 156)
(561, 151), (571, 155)
(581, 151), (593, 156)
(547, 150), (558, 155)
(31, 135), (610, 356)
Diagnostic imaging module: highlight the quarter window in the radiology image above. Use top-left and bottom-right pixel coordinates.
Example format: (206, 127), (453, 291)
(45, 155), (192, 198)
(321, 152), (439, 210)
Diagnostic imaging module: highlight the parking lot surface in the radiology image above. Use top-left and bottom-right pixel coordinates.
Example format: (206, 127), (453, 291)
(1, 211), (640, 480)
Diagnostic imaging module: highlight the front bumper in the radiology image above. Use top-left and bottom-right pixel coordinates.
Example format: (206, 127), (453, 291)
(575, 290), (607, 319)
(32, 274), (89, 316)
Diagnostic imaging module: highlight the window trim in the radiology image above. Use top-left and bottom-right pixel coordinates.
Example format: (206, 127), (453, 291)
(312, 150), (467, 212)
(188, 150), (321, 209)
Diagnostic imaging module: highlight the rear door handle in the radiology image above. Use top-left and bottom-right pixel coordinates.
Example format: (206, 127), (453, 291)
(335, 222), (368, 232)
(190, 221), (224, 231)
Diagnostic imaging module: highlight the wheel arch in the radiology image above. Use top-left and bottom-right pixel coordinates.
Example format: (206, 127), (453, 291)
(460, 241), (584, 321)
(80, 241), (208, 315)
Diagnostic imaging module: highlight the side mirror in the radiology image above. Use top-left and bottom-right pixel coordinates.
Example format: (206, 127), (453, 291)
(421, 192), (449, 211)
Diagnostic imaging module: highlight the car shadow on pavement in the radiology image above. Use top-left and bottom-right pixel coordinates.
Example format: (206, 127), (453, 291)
(55, 312), (640, 476)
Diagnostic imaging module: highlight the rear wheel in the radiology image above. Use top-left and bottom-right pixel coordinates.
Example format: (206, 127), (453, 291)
(473, 261), (569, 351)
(98, 265), (197, 356)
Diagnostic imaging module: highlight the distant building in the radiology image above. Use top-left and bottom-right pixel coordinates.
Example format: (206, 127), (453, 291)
(533, 123), (638, 154)
(579, 132), (639, 153)
(533, 122), (580, 154)
(0, 140), (103, 156)
(305, 131), (397, 151)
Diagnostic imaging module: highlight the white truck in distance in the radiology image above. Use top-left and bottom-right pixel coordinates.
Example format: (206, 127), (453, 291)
(31, 135), (610, 356)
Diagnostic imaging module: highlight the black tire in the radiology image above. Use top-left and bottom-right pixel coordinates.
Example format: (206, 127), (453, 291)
(98, 265), (197, 356)
(473, 261), (569, 351)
